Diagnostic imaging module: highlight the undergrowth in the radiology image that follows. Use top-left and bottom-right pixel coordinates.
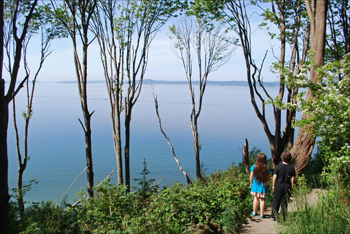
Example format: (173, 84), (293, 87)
(9, 165), (253, 234)
(276, 177), (350, 234)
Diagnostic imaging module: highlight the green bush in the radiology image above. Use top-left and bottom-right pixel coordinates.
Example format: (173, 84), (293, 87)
(12, 165), (253, 234)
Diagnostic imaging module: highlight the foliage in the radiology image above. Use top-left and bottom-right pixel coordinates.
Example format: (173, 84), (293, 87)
(9, 166), (253, 233)
(4, 0), (66, 40)
(133, 158), (159, 199)
(281, 53), (350, 188)
(255, 0), (309, 42)
(302, 149), (326, 188)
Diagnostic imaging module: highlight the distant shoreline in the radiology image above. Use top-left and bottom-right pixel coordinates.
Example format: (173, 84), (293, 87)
(55, 79), (280, 87)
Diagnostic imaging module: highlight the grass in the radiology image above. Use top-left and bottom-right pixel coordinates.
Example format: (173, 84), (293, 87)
(276, 178), (350, 234)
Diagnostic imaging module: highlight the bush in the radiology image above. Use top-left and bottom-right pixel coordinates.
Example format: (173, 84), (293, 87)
(12, 165), (253, 234)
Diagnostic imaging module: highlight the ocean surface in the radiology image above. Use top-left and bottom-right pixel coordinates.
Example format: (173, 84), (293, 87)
(7, 82), (288, 203)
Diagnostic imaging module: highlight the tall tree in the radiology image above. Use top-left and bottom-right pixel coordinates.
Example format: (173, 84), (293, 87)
(50, 0), (97, 198)
(9, 26), (57, 218)
(0, 0), (38, 232)
(290, 0), (328, 173)
(197, 0), (308, 167)
(90, 0), (124, 185)
(4, 1), (62, 217)
(169, 15), (235, 180)
(91, 0), (184, 192)
(255, 0), (310, 166)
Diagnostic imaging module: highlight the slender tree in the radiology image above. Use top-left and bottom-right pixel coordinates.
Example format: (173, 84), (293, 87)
(4, 1), (61, 216)
(11, 33), (54, 216)
(50, 0), (97, 198)
(169, 15), (235, 180)
(91, 0), (184, 192)
(90, 0), (124, 185)
(0, 0), (38, 232)
(152, 87), (192, 184)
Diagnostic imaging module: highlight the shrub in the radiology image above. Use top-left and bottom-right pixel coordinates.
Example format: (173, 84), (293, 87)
(15, 165), (253, 234)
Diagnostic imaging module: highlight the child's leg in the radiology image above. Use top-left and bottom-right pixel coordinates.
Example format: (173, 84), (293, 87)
(259, 198), (266, 216)
(271, 186), (283, 220)
(253, 196), (259, 214)
(280, 188), (291, 221)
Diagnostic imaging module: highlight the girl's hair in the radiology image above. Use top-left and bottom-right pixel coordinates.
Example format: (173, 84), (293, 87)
(254, 153), (269, 183)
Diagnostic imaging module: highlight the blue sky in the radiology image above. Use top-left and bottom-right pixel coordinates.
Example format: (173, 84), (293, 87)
(3, 6), (281, 83)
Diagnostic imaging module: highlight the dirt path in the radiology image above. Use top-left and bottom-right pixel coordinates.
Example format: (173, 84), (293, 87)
(239, 189), (325, 234)
(240, 206), (277, 234)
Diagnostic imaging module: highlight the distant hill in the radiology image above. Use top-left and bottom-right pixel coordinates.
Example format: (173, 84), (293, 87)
(57, 79), (280, 87)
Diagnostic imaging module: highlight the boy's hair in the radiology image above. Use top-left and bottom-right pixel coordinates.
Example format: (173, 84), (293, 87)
(281, 151), (292, 163)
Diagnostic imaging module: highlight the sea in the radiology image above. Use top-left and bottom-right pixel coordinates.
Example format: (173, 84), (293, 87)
(7, 81), (288, 204)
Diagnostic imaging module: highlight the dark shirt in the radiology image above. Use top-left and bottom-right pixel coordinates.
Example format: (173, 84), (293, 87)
(274, 163), (296, 187)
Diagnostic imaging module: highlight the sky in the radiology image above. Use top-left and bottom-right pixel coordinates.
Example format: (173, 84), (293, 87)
(2, 4), (282, 84)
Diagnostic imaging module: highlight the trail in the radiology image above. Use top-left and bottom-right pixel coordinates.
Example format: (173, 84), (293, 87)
(239, 189), (325, 234)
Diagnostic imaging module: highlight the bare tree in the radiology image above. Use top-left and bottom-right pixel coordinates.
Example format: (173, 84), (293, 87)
(169, 15), (235, 180)
(50, 0), (97, 198)
(91, 0), (183, 192)
(152, 87), (192, 184)
(242, 139), (250, 175)
(0, 0), (38, 232)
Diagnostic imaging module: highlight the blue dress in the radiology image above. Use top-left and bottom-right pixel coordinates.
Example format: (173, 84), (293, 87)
(250, 164), (271, 194)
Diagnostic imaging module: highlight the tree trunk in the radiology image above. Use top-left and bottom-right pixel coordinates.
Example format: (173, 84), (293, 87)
(243, 138), (250, 175)
(113, 83), (123, 185)
(0, 79), (10, 234)
(269, 136), (280, 168)
(153, 92), (192, 184)
(290, 0), (328, 173)
(193, 116), (203, 181)
(1, 4), (9, 230)
(84, 115), (94, 198)
(275, 5), (286, 165)
(124, 106), (132, 193)
(112, 109), (123, 185)
(81, 40), (94, 198)
(17, 166), (24, 216)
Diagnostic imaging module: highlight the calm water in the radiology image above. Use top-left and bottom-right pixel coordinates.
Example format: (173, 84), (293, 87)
(7, 82), (284, 203)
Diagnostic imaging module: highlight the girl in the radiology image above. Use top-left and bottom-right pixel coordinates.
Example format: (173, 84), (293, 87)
(250, 153), (271, 218)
